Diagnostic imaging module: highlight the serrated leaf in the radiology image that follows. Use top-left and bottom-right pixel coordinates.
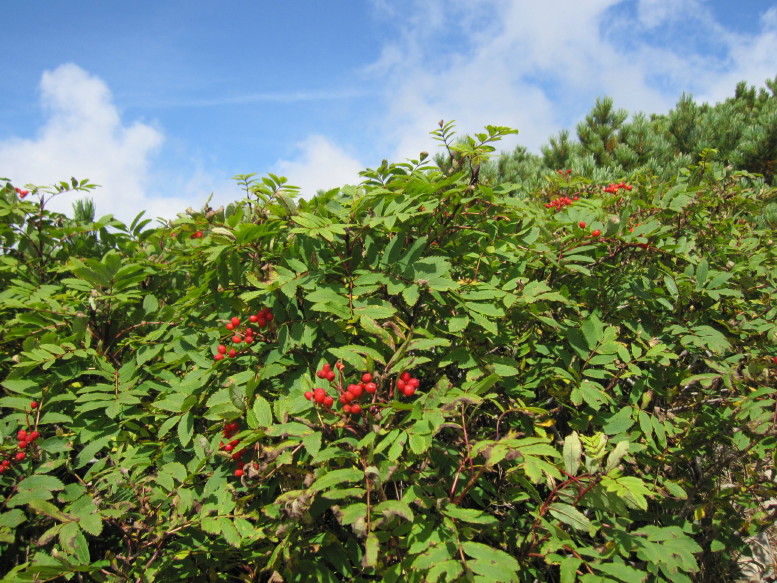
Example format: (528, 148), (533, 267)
(563, 432), (582, 476)
(548, 502), (592, 532)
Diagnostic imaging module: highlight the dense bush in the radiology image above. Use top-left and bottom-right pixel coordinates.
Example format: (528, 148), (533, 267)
(0, 122), (776, 582)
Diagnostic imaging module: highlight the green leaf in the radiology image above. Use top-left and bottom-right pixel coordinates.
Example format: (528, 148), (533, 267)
(309, 468), (364, 493)
(548, 502), (592, 532)
(462, 541), (519, 582)
(441, 505), (498, 525)
(363, 532), (379, 568)
(563, 432), (582, 475)
(375, 500), (414, 522)
(252, 395), (273, 427)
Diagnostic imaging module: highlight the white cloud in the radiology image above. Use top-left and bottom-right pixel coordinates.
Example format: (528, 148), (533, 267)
(636, 0), (702, 28)
(361, 0), (777, 164)
(273, 135), (364, 198)
(0, 63), (199, 224)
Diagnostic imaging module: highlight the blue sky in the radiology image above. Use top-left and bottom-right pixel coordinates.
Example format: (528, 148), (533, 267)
(1, 0), (776, 223)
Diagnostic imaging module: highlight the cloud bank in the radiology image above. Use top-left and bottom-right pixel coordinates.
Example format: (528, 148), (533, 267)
(3, 2), (776, 221)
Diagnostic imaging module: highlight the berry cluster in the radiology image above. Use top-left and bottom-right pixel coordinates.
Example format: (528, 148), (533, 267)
(191, 230), (204, 239)
(395, 371), (420, 397)
(0, 401), (41, 475)
(544, 195), (579, 211)
(219, 421), (248, 477)
(603, 182), (633, 194)
(15, 187), (29, 199)
(214, 307), (274, 361)
(305, 364), (418, 416)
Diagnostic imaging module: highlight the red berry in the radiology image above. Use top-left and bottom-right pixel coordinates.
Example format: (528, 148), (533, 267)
(408, 377), (420, 389)
(256, 317), (267, 328)
(400, 371), (411, 382)
(224, 444), (234, 452)
(217, 344), (227, 354)
(335, 362), (345, 371)
(365, 382), (377, 394)
(403, 386), (416, 397)
(234, 469), (244, 477)
(343, 404), (352, 414)
(228, 348), (237, 358)
(349, 384), (363, 398)
(578, 221), (586, 228)
(323, 395), (334, 409)
(264, 312), (274, 322)
(226, 322), (235, 331)
(342, 391), (354, 403)
(29, 431), (40, 441)
(231, 317), (241, 326)
(322, 363), (331, 372)
(325, 370), (336, 382)
(396, 379), (406, 391)
(232, 335), (242, 344)
(316, 370), (326, 379)
(15, 452), (26, 461)
(29, 401), (38, 410)
(350, 404), (362, 415)
(304, 390), (314, 401)
(1, 459), (9, 467)
(591, 229), (601, 237)
(249, 314), (259, 323)
(314, 388), (326, 404)
(214, 353), (224, 361)
(773, 356), (777, 365)
(361, 373), (372, 383)
(18, 440), (28, 449)
(17, 430), (27, 441)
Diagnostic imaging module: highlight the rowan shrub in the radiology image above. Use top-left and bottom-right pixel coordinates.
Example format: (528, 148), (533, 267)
(0, 123), (775, 582)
